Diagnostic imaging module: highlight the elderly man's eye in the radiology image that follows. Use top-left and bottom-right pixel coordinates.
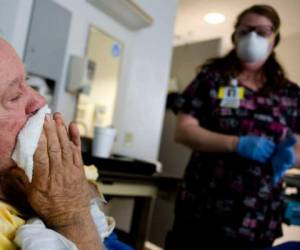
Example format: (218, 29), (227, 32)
(10, 94), (22, 102)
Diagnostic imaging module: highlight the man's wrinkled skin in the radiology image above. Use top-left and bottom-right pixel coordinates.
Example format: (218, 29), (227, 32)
(28, 113), (90, 221)
(0, 39), (46, 171)
(0, 39), (102, 249)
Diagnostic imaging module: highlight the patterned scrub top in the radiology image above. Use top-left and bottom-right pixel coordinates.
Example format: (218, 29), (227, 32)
(173, 68), (300, 245)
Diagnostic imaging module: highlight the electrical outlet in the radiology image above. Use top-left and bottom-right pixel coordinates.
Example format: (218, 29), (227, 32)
(123, 132), (134, 147)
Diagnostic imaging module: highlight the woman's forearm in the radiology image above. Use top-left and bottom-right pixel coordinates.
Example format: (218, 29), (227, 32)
(175, 122), (239, 153)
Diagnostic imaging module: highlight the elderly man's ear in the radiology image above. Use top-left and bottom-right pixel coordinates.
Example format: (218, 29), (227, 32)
(0, 167), (34, 215)
(2, 167), (29, 193)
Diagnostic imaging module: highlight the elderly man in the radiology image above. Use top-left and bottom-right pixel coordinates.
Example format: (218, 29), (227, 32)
(0, 38), (104, 249)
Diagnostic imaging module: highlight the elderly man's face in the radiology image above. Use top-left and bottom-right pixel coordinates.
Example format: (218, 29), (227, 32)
(0, 39), (46, 170)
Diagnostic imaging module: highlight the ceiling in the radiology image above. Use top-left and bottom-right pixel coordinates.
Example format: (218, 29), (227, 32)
(174, 0), (300, 48)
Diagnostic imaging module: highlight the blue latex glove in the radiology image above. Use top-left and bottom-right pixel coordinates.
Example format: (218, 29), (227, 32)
(237, 135), (275, 163)
(271, 136), (297, 185)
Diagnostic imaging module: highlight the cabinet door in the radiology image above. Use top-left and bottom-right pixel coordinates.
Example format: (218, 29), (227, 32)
(24, 0), (71, 82)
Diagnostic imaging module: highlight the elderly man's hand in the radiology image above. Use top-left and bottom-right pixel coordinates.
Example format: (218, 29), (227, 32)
(23, 113), (103, 249)
(6, 113), (103, 249)
(26, 113), (91, 227)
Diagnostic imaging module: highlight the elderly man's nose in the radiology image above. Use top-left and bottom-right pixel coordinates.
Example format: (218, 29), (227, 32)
(25, 89), (47, 115)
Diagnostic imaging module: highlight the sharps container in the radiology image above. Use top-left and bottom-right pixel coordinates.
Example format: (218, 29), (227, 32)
(92, 126), (116, 158)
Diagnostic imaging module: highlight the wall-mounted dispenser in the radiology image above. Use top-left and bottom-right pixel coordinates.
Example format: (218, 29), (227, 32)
(67, 55), (93, 94)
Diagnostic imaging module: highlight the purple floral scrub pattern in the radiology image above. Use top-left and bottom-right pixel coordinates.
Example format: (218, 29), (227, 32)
(172, 68), (300, 245)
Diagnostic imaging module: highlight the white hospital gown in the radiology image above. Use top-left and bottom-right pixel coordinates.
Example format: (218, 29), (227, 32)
(14, 198), (115, 250)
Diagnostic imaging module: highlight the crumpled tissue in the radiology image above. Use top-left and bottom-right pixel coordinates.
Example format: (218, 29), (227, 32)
(12, 105), (51, 182)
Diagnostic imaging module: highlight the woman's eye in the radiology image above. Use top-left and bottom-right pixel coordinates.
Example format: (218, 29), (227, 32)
(257, 31), (267, 37)
(237, 30), (249, 36)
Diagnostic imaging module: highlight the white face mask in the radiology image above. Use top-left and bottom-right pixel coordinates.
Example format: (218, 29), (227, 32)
(236, 31), (270, 63)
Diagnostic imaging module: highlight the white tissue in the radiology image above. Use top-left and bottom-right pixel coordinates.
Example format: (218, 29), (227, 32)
(12, 105), (51, 182)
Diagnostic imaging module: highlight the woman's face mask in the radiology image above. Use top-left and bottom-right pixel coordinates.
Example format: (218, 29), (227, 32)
(236, 31), (271, 63)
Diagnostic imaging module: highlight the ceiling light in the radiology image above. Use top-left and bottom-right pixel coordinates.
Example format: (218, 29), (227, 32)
(204, 12), (226, 24)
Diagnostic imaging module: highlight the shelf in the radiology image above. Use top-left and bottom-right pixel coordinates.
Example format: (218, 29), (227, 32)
(98, 181), (157, 197)
(87, 0), (153, 30)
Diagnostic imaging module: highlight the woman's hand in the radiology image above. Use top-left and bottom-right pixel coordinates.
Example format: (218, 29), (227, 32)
(236, 135), (275, 163)
(271, 136), (297, 184)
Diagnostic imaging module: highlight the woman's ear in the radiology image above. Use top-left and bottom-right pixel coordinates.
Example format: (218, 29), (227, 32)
(231, 32), (236, 45)
(274, 33), (280, 47)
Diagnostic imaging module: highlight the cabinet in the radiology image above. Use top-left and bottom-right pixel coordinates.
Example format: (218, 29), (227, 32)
(24, 0), (71, 106)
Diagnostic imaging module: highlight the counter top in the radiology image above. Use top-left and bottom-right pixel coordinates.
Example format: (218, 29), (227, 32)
(82, 152), (182, 191)
(82, 152), (157, 175)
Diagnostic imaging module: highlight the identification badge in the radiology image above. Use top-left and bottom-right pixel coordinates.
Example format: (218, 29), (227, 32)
(218, 86), (245, 108)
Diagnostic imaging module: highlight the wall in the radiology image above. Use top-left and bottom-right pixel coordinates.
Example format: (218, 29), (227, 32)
(277, 32), (300, 85)
(170, 38), (222, 91)
(0, 0), (33, 57)
(148, 39), (222, 247)
(3, 0), (178, 162)
(112, 0), (178, 161)
(0, 0), (19, 44)
(158, 110), (190, 178)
